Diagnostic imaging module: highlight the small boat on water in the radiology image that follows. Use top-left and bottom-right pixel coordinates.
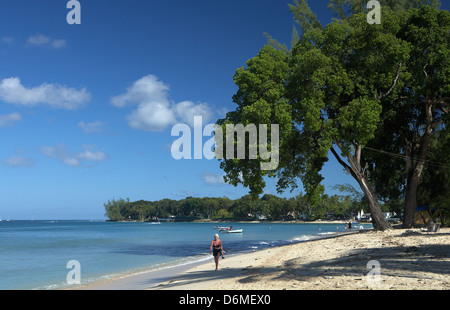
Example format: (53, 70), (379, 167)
(219, 229), (243, 234)
(213, 226), (231, 230)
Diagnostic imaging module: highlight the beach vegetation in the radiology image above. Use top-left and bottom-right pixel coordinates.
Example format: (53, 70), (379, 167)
(103, 193), (367, 222)
(215, 2), (448, 230)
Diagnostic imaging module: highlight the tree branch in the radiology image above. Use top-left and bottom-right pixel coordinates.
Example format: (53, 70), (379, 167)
(355, 145), (362, 171)
(423, 63), (429, 79)
(378, 63), (403, 100)
(330, 146), (357, 180)
(440, 106), (449, 114)
(431, 119), (445, 129)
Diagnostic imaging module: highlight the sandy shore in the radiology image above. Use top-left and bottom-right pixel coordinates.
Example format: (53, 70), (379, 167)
(150, 228), (449, 290)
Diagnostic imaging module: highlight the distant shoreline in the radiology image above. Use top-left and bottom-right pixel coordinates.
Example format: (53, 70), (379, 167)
(109, 219), (373, 225)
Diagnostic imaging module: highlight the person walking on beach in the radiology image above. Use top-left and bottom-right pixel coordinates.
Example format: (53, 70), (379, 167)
(210, 233), (223, 271)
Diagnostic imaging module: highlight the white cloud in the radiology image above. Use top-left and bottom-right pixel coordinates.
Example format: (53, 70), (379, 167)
(0, 77), (91, 110)
(78, 150), (107, 162)
(111, 75), (214, 131)
(2, 156), (35, 168)
(127, 101), (176, 132)
(27, 34), (66, 49)
(2, 37), (14, 44)
(174, 101), (213, 127)
(78, 121), (107, 134)
(111, 75), (170, 108)
(0, 113), (21, 128)
(50, 39), (67, 49)
(27, 34), (50, 46)
(111, 75), (175, 131)
(41, 144), (107, 167)
(201, 172), (225, 185)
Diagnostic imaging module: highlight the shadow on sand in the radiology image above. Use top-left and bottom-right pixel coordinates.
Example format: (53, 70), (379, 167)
(146, 233), (449, 289)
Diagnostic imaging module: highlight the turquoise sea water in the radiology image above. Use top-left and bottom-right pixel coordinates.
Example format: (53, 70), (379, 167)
(0, 220), (372, 290)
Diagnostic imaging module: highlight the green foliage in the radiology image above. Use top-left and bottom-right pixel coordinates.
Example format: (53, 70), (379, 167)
(218, 2), (449, 230)
(417, 127), (450, 225)
(104, 198), (130, 221)
(363, 6), (450, 226)
(289, 0), (324, 33)
(225, 9), (408, 199)
(217, 45), (292, 197)
(103, 193), (365, 222)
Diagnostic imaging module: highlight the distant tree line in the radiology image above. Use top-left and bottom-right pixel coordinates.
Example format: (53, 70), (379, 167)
(104, 186), (375, 222)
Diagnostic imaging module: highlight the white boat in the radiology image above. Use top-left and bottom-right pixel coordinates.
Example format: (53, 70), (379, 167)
(219, 229), (243, 234)
(213, 226), (231, 230)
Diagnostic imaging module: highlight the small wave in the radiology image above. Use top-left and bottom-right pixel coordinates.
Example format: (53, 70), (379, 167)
(291, 235), (312, 242)
(318, 232), (336, 235)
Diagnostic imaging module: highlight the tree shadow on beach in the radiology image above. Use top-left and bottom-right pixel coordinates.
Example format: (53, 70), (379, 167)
(140, 266), (246, 289)
(238, 242), (450, 285)
(144, 240), (449, 289)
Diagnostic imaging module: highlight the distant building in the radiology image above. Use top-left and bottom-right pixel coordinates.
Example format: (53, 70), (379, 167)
(299, 213), (308, 221)
(256, 213), (267, 220)
(324, 211), (336, 220)
(383, 212), (397, 219)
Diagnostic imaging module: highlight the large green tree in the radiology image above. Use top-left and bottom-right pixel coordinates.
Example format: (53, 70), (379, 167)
(390, 7), (449, 227)
(219, 2), (448, 230)
(218, 8), (420, 230)
(363, 7), (450, 228)
(286, 10), (411, 230)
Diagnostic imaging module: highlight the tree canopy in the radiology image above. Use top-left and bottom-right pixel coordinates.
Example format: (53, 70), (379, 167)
(216, 4), (449, 230)
(104, 192), (368, 222)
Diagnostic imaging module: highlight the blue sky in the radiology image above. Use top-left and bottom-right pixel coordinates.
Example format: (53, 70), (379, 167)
(1, 1), (443, 220)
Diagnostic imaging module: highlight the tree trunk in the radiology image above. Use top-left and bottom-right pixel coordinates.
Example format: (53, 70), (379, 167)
(402, 112), (434, 228)
(403, 169), (421, 228)
(331, 146), (392, 231)
(358, 175), (392, 231)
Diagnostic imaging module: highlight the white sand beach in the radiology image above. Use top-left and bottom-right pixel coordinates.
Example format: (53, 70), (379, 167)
(151, 228), (449, 290)
(78, 228), (449, 290)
